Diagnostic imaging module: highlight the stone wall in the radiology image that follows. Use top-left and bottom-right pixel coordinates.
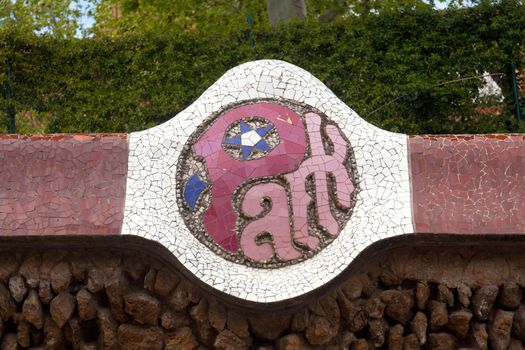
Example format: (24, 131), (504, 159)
(0, 239), (525, 349)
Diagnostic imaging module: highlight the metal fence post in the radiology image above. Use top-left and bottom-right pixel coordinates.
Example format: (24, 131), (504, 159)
(510, 61), (522, 124)
(5, 57), (15, 133)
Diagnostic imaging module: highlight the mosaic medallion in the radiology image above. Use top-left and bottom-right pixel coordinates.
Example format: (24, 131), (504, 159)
(123, 60), (413, 302)
(177, 101), (358, 267)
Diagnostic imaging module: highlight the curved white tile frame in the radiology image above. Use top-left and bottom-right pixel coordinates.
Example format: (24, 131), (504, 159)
(122, 60), (413, 303)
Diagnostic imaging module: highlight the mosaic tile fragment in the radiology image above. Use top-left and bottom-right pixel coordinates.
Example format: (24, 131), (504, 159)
(183, 174), (208, 209)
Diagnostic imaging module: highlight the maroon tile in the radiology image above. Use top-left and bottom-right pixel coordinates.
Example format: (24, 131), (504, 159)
(0, 134), (128, 236)
(409, 135), (525, 234)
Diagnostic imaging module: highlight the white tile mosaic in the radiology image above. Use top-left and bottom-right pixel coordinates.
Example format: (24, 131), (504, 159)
(122, 60), (413, 303)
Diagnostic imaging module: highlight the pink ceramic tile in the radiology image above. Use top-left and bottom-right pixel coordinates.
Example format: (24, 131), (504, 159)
(194, 103), (307, 252)
(285, 113), (354, 246)
(0, 134), (127, 235)
(410, 135), (525, 234)
(240, 182), (301, 262)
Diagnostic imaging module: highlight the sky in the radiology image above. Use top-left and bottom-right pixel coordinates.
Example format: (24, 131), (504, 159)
(77, 0), (96, 36)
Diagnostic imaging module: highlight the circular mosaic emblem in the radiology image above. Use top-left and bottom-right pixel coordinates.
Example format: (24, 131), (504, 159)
(177, 101), (358, 267)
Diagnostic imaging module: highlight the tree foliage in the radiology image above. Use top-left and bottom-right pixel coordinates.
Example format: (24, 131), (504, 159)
(0, 0), (86, 38)
(0, 1), (523, 134)
(91, 0), (437, 37)
(92, 0), (268, 36)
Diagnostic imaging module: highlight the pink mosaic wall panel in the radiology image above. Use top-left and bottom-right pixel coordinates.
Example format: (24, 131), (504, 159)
(410, 134), (525, 234)
(0, 134), (128, 235)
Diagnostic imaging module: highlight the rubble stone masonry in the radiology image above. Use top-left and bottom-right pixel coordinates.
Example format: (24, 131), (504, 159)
(0, 238), (522, 349)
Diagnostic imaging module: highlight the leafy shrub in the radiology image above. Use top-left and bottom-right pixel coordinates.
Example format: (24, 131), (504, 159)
(0, 1), (523, 134)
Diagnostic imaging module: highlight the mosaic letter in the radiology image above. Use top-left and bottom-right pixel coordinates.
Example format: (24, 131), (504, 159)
(193, 104), (306, 252)
(285, 112), (354, 249)
(240, 182), (301, 262)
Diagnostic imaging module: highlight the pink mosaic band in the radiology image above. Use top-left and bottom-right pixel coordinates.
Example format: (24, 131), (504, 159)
(3, 133), (522, 238)
(410, 134), (525, 234)
(0, 134), (127, 236)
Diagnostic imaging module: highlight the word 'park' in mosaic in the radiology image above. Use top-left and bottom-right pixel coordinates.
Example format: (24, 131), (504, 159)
(177, 102), (358, 267)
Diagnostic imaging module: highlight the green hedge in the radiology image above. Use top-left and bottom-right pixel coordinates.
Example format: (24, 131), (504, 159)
(1, 1), (524, 134)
